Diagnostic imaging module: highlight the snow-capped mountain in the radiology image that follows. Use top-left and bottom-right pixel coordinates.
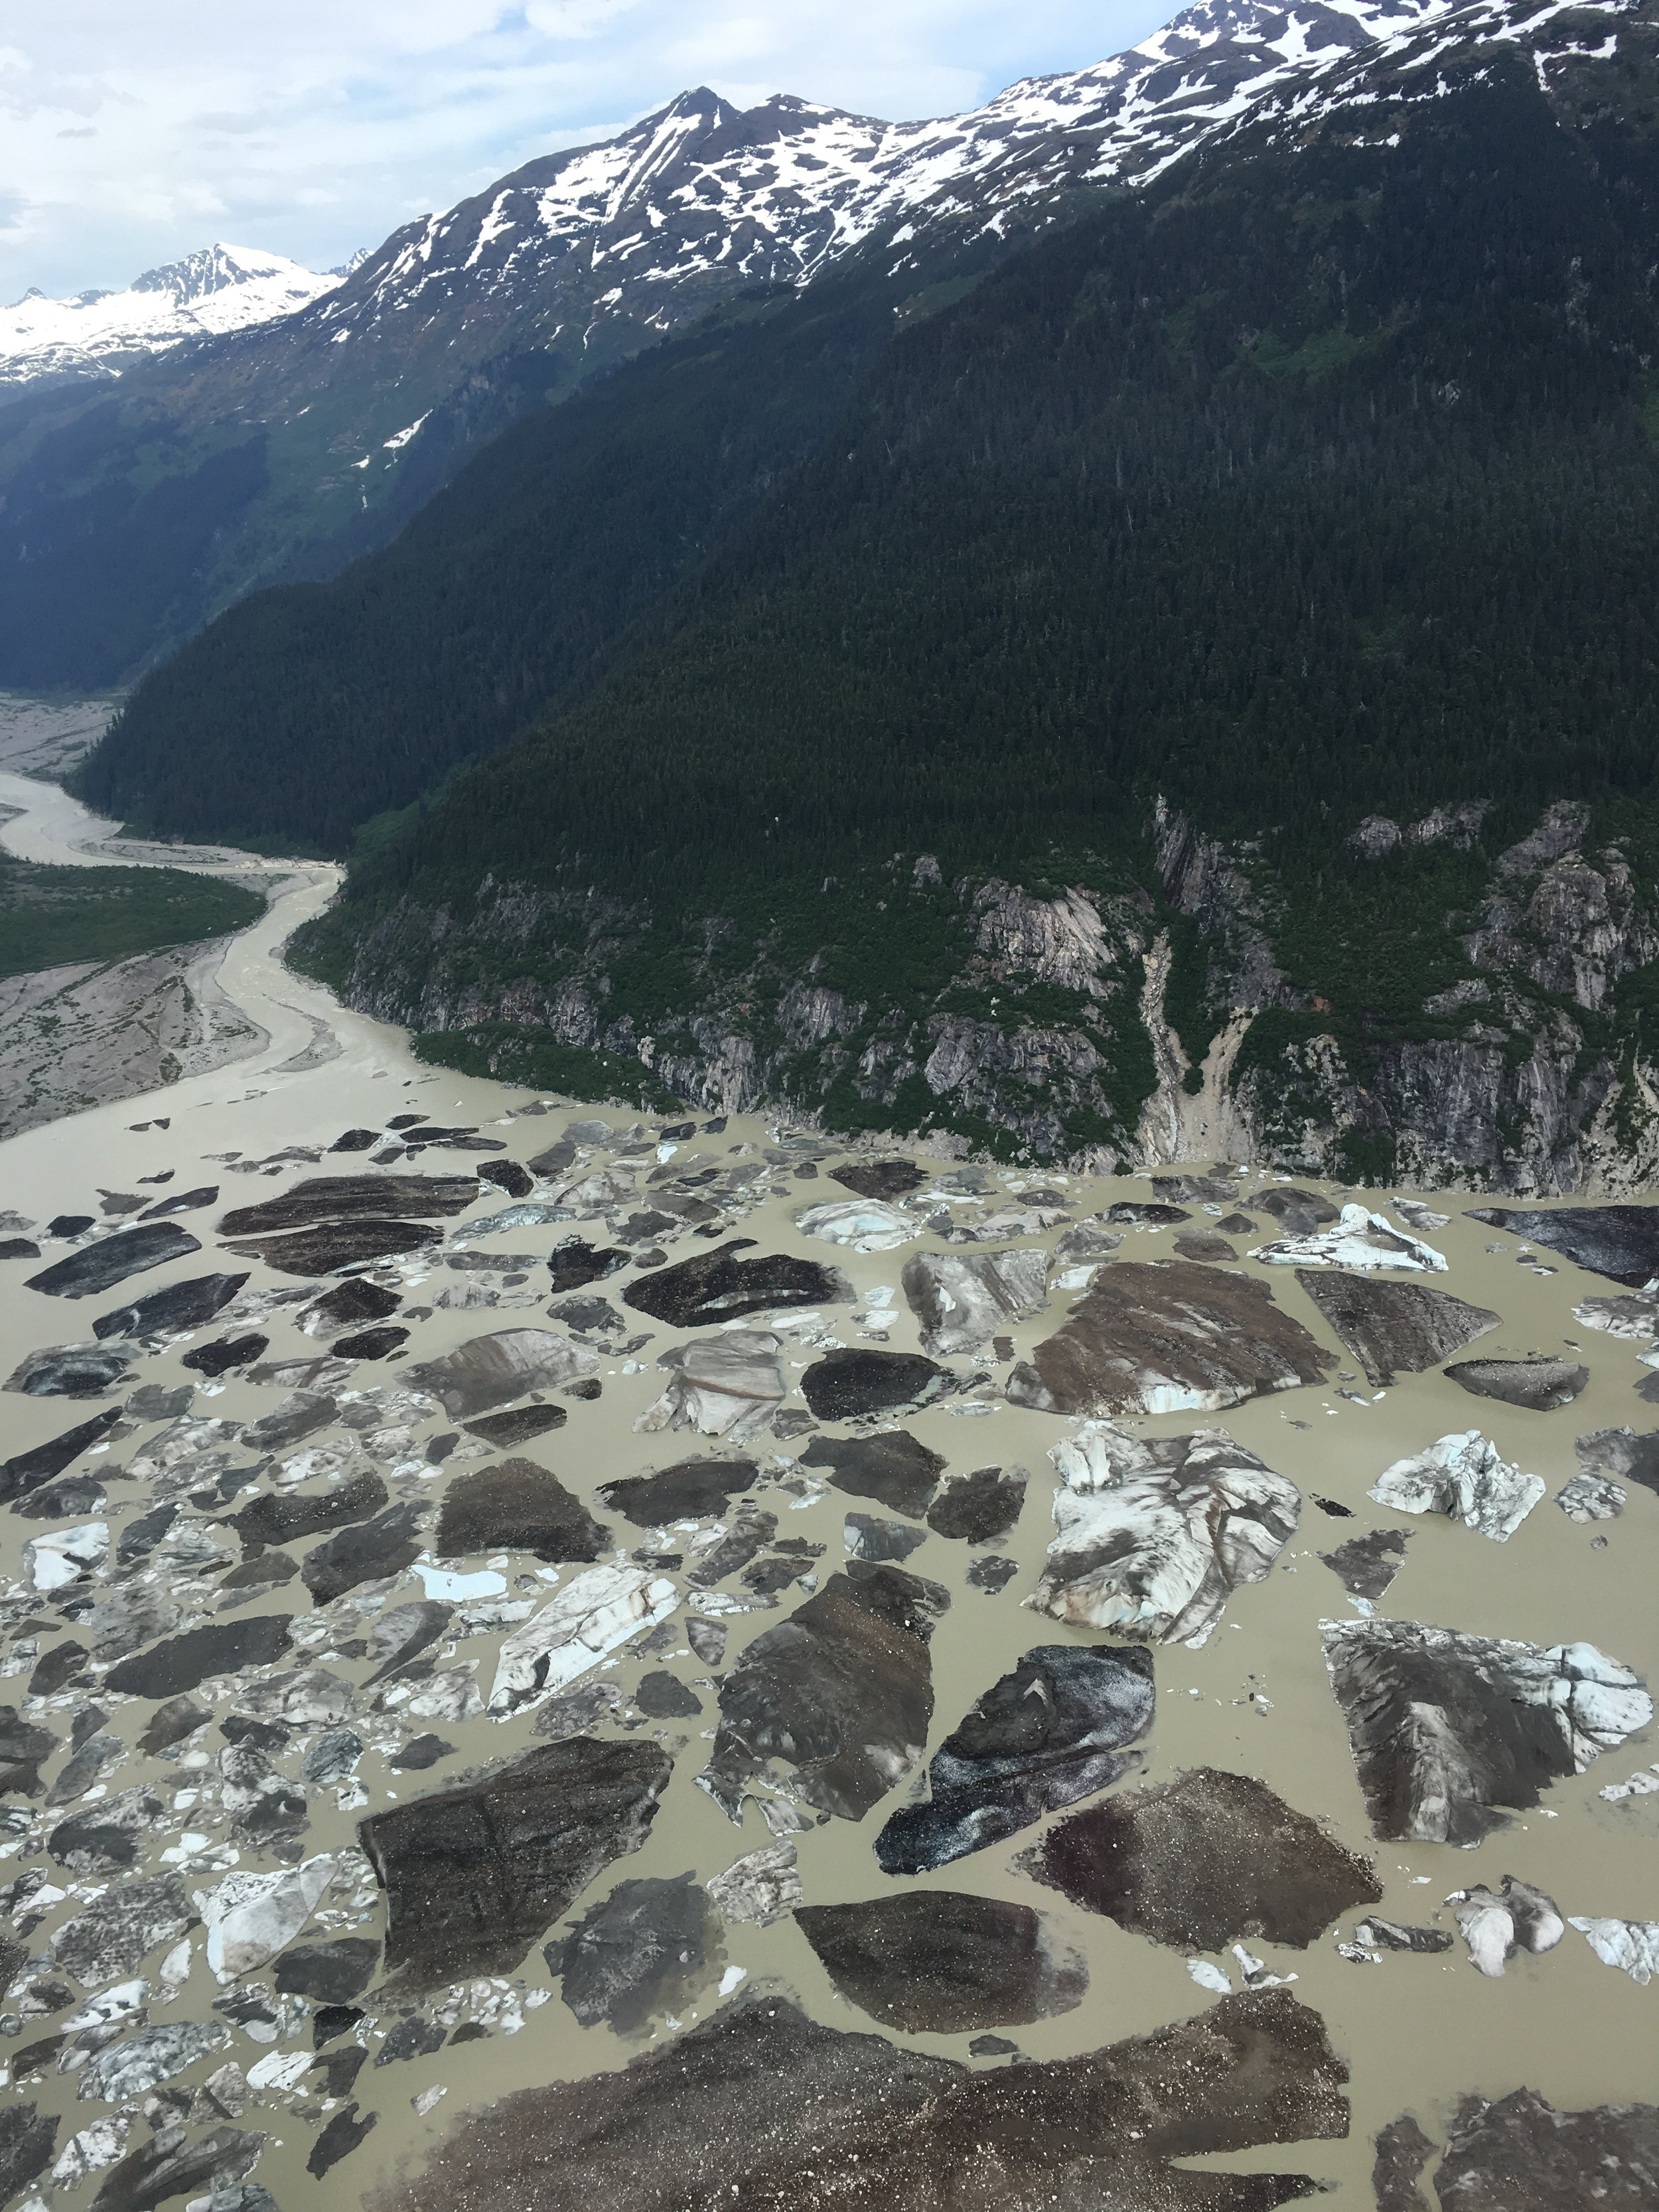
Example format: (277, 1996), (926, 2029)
(0, 243), (341, 390)
(1, 0), (1633, 693)
(321, 0), (1456, 358)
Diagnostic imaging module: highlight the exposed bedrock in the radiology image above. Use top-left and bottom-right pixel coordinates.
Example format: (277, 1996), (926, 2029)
(1007, 1261), (1334, 1417)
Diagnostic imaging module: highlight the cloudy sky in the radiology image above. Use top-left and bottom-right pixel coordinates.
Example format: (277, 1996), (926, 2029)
(1, 0), (1179, 299)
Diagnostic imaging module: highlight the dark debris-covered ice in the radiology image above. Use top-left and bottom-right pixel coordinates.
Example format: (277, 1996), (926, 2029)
(1019, 1765), (1381, 1951)
(875, 1643), (1153, 1874)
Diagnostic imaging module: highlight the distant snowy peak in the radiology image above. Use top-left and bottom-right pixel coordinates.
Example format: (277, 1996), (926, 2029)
(321, 0), (1461, 345)
(0, 243), (340, 388)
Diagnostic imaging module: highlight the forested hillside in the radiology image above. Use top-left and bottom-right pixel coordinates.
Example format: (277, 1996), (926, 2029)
(75, 248), (999, 852)
(105, 0), (1659, 1180)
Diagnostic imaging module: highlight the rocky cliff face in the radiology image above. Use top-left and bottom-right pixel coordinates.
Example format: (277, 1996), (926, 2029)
(317, 798), (1659, 1191)
(1157, 801), (1659, 1196)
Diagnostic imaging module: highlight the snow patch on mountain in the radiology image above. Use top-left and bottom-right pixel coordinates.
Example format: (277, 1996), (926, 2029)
(0, 243), (341, 389)
(311, 0), (1463, 357)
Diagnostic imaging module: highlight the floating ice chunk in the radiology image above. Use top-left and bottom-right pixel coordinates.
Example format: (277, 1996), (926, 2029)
(1369, 1431), (1542, 1541)
(1569, 1916), (1659, 1984)
(1600, 1765), (1659, 1803)
(488, 1566), (678, 1718)
(196, 1854), (336, 1977)
(1185, 1959), (1232, 1993)
(247, 2049), (313, 2093)
(413, 1560), (506, 1602)
(25, 1520), (108, 1591)
(1252, 1205), (1447, 1272)
(794, 1199), (920, 1251)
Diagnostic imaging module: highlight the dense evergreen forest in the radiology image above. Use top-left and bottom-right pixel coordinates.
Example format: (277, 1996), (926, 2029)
(77, 245), (1015, 853)
(299, 44), (1659, 919)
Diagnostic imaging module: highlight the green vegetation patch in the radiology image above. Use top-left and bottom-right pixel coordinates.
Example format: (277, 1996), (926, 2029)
(412, 1023), (685, 1112)
(0, 856), (264, 980)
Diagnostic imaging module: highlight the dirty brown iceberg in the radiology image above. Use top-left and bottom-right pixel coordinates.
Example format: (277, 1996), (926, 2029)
(1019, 1766), (1381, 1950)
(699, 1562), (948, 1823)
(794, 1893), (1087, 2032)
(1293, 1271), (1500, 1387)
(382, 1986), (1349, 2212)
(358, 1736), (671, 1986)
(1007, 1260), (1333, 1416)
(1025, 1421), (1301, 1645)
(1321, 1618), (1652, 1843)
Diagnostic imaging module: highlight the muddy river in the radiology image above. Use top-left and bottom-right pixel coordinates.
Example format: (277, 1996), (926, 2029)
(0, 774), (1653, 2211)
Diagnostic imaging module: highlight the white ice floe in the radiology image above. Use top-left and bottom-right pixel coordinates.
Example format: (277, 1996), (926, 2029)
(1028, 1421), (1301, 1647)
(1185, 1958), (1232, 1993)
(1251, 1204), (1447, 1272)
(488, 1565), (678, 1717)
(1449, 1877), (1563, 1978)
(24, 1521), (108, 1591)
(634, 1331), (785, 1439)
(196, 1855), (336, 1978)
(1368, 1431), (1543, 1541)
(1600, 1765), (1659, 1803)
(1569, 1916), (1659, 1985)
(794, 1199), (920, 1251)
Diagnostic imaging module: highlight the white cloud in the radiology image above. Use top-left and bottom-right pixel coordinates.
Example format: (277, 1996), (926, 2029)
(0, 0), (1171, 298)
